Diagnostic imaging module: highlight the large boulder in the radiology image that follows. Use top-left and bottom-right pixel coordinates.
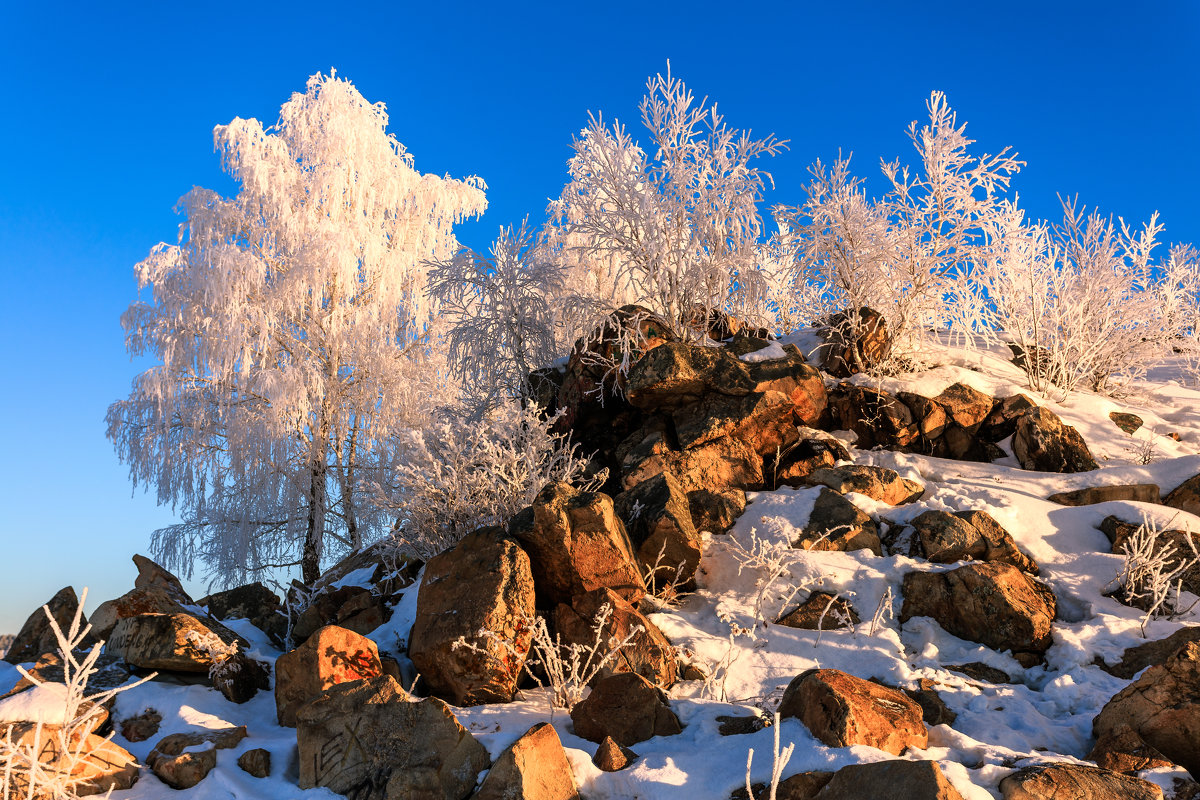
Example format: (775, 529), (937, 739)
(274, 624), (383, 727)
(1088, 724), (1175, 774)
(900, 562), (1057, 666)
(813, 760), (965, 800)
(296, 674), (489, 800)
(1097, 627), (1200, 679)
(777, 669), (927, 755)
(615, 471), (702, 590)
(106, 613), (233, 672)
(625, 341), (753, 410)
(827, 383), (919, 450)
(552, 588), (676, 689)
(1, 722), (140, 796)
(473, 722), (581, 800)
(509, 483), (645, 606)
(998, 763), (1163, 800)
(792, 488), (882, 555)
(409, 528), (536, 706)
(743, 343), (827, 427)
(1013, 406), (1098, 473)
(1093, 640), (1200, 779)
(934, 383), (994, 433)
(4, 586), (86, 664)
(198, 582), (287, 645)
(569, 672), (682, 746)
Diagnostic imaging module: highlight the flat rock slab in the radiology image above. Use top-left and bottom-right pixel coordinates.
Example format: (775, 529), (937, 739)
(813, 759), (965, 800)
(1047, 484), (1161, 506)
(793, 488), (882, 555)
(807, 464), (923, 506)
(999, 763), (1163, 800)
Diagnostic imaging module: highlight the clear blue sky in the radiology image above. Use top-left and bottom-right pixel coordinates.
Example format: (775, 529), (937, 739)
(1, 1), (1197, 633)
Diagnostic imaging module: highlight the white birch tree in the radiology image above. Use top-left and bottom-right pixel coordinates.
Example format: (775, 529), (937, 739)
(107, 71), (487, 586)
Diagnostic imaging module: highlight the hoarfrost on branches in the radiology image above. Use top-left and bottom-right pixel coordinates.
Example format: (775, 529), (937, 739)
(373, 400), (594, 561)
(107, 71), (486, 585)
(548, 66), (786, 341)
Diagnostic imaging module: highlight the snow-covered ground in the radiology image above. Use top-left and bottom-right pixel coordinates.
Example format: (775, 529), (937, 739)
(4, 340), (1199, 799)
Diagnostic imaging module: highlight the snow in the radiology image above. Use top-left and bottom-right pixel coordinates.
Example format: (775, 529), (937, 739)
(738, 340), (788, 363)
(0, 683), (71, 724)
(16, 337), (1199, 799)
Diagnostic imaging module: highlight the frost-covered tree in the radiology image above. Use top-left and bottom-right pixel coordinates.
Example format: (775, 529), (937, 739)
(428, 221), (566, 411)
(548, 68), (785, 340)
(107, 72), (487, 585)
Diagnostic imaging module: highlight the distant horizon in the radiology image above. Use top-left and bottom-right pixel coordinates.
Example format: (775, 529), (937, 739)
(1, 1), (1198, 633)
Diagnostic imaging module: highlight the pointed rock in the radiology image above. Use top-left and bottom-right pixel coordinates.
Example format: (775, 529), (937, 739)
(4, 586), (86, 664)
(473, 722), (580, 800)
(592, 736), (637, 771)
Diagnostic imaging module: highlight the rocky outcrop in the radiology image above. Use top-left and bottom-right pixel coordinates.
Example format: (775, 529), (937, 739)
(3, 586), (87, 664)
(473, 722), (581, 800)
(274, 624), (383, 727)
(1013, 406), (1099, 473)
(998, 763), (1163, 800)
(552, 588), (676, 689)
(570, 672), (683, 746)
(1093, 640), (1200, 779)
(900, 562), (1057, 666)
(409, 527), (536, 706)
(777, 669), (927, 755)
(509, 483), (646, 606)
(296, 674), (489, 800)
(792, 488), (882, 555)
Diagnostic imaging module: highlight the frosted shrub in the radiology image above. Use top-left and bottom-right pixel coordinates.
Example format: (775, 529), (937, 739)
(971, 199), (1196, 397)
(453, 603), (642, 711)
(744, 712), (795, 800)
(549, 67), (785, 341)
(776, 92), (1021, 362)
(374, 401), (594, 560)
(1, 589), (153, 800)
(428, 221), (568, 411)
(1107, 516), (1200, 636)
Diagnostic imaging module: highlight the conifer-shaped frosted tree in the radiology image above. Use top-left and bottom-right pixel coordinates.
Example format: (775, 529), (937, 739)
(107, 72), (487, 585)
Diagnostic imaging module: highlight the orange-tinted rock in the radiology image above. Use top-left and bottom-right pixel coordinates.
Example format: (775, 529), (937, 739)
(999, 763), (1162, 800)
(1047, 484), (1161, 506)
(3, 586), (86, 664)
(570, 672), (682, 746)
(2, 722), (140, 796)
(409, 528), (535, 706)
(1088, 724), (1175, 774)
(510, 483), (645, 606)
(793, 488), (881, 555)
(807, 465), (923, 505)
(776, 592), (859, 630)
(473, 722), (580, 800)
(1093, 641), (1200, 779)
(552, 588), (676, 689)
(1013, 406), (1098, 473)
(106, 613), (230, 672)
(900, 562), (1057, 666)
(1164, 474), (1200, 517)
(777, 669), (926, 755)
(592, 736), (637, 771)
(815, 760), (964, 800)
(615, 471), (702, 589)
(274, 624), (383, 727)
